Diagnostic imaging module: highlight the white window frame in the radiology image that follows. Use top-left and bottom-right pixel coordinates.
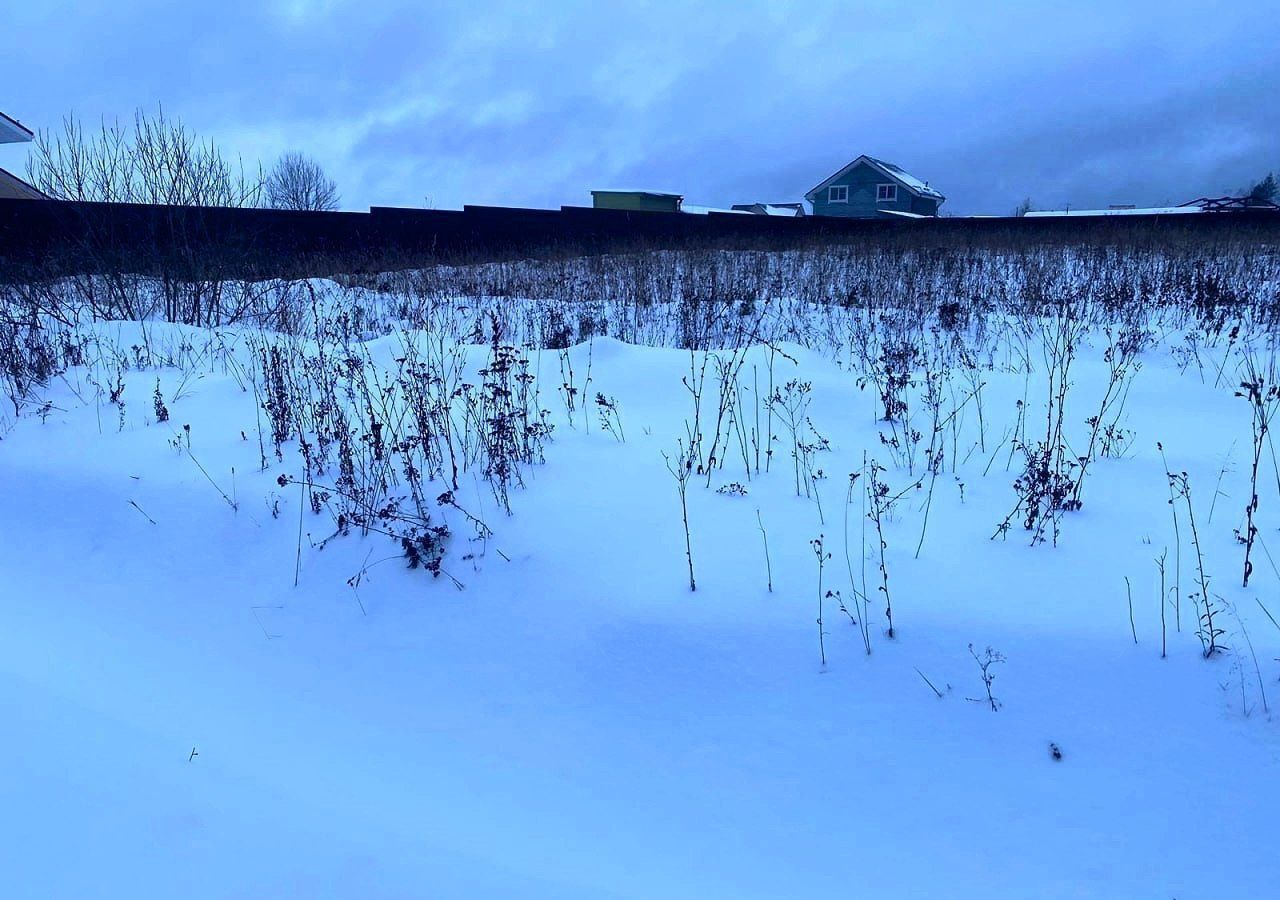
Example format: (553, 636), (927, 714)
(827, 185), (849, 204)
(876, 183), (898, 202)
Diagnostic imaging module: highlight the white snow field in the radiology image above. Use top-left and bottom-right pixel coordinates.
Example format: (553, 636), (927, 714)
(2, 252), (1279, 898)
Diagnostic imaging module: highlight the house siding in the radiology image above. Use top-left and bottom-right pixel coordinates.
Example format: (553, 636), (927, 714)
(809, 160), (940, 218)
(910, 194), (940, 216)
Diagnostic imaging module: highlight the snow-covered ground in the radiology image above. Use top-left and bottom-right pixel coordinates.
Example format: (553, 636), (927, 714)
(2, 276), (1279, 898)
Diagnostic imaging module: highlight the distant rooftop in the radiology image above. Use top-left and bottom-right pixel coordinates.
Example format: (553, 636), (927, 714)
(1025, 206), (1202, 217)
(731, 202), (805, 217)
(590, 189), (683, 199)
(681, 204), (751, 215)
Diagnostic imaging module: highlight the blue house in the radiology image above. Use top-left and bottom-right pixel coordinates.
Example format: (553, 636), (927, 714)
(805, 155), (944, 218)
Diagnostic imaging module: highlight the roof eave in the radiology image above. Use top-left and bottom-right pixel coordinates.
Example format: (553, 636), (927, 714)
(0, 111), (34, 144)
(0, 166), (47, 199)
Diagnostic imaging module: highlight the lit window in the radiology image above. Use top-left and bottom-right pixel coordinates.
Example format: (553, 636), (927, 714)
(828, 185), (849, 203)
(877, 184), (898, 202)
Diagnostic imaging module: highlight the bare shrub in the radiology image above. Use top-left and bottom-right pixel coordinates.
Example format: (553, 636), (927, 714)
(265, 151), (340, 211)
(28, 108), (261, 206)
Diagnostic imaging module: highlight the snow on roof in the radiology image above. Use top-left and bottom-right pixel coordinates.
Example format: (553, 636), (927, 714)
(863, 156), (945, 200)
(1025, 206), (1203, 217)
(731, 202), (804, 216)
(878, 209), (930, 219)
(681, 204), (752, 215)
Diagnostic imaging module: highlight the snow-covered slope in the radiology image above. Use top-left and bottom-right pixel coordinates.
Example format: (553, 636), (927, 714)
(1, 285), (1278, 898)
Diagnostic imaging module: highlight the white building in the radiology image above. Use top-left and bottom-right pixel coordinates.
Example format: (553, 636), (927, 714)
(1024, 204), (1201, 218)
(1, 111), (45, 199)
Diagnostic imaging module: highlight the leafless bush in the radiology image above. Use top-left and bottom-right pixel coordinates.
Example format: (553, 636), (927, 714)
(265, 151), (340, 211)
(0, 307), (84, 422)
(28, 107), (262, 206)
(245, 307), (551, 578)
(994, 309), (1086, 546)
(23, 108), (270, 327)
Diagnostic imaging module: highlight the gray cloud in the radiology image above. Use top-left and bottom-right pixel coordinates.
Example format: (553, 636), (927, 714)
(2, 0), (1276, 214)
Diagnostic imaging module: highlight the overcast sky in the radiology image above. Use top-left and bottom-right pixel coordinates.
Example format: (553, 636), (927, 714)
(3, 0), (1277, 214)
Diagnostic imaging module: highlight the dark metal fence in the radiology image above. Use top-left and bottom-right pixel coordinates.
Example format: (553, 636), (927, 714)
(2, 197), (1278, 278)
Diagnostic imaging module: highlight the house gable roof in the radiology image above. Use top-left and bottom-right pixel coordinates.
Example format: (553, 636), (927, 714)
(0, 110), (34, 144)
(804, 154), (944, 202)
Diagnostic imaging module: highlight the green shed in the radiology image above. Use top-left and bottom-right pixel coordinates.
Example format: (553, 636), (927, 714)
(590, 190), (683, 213)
